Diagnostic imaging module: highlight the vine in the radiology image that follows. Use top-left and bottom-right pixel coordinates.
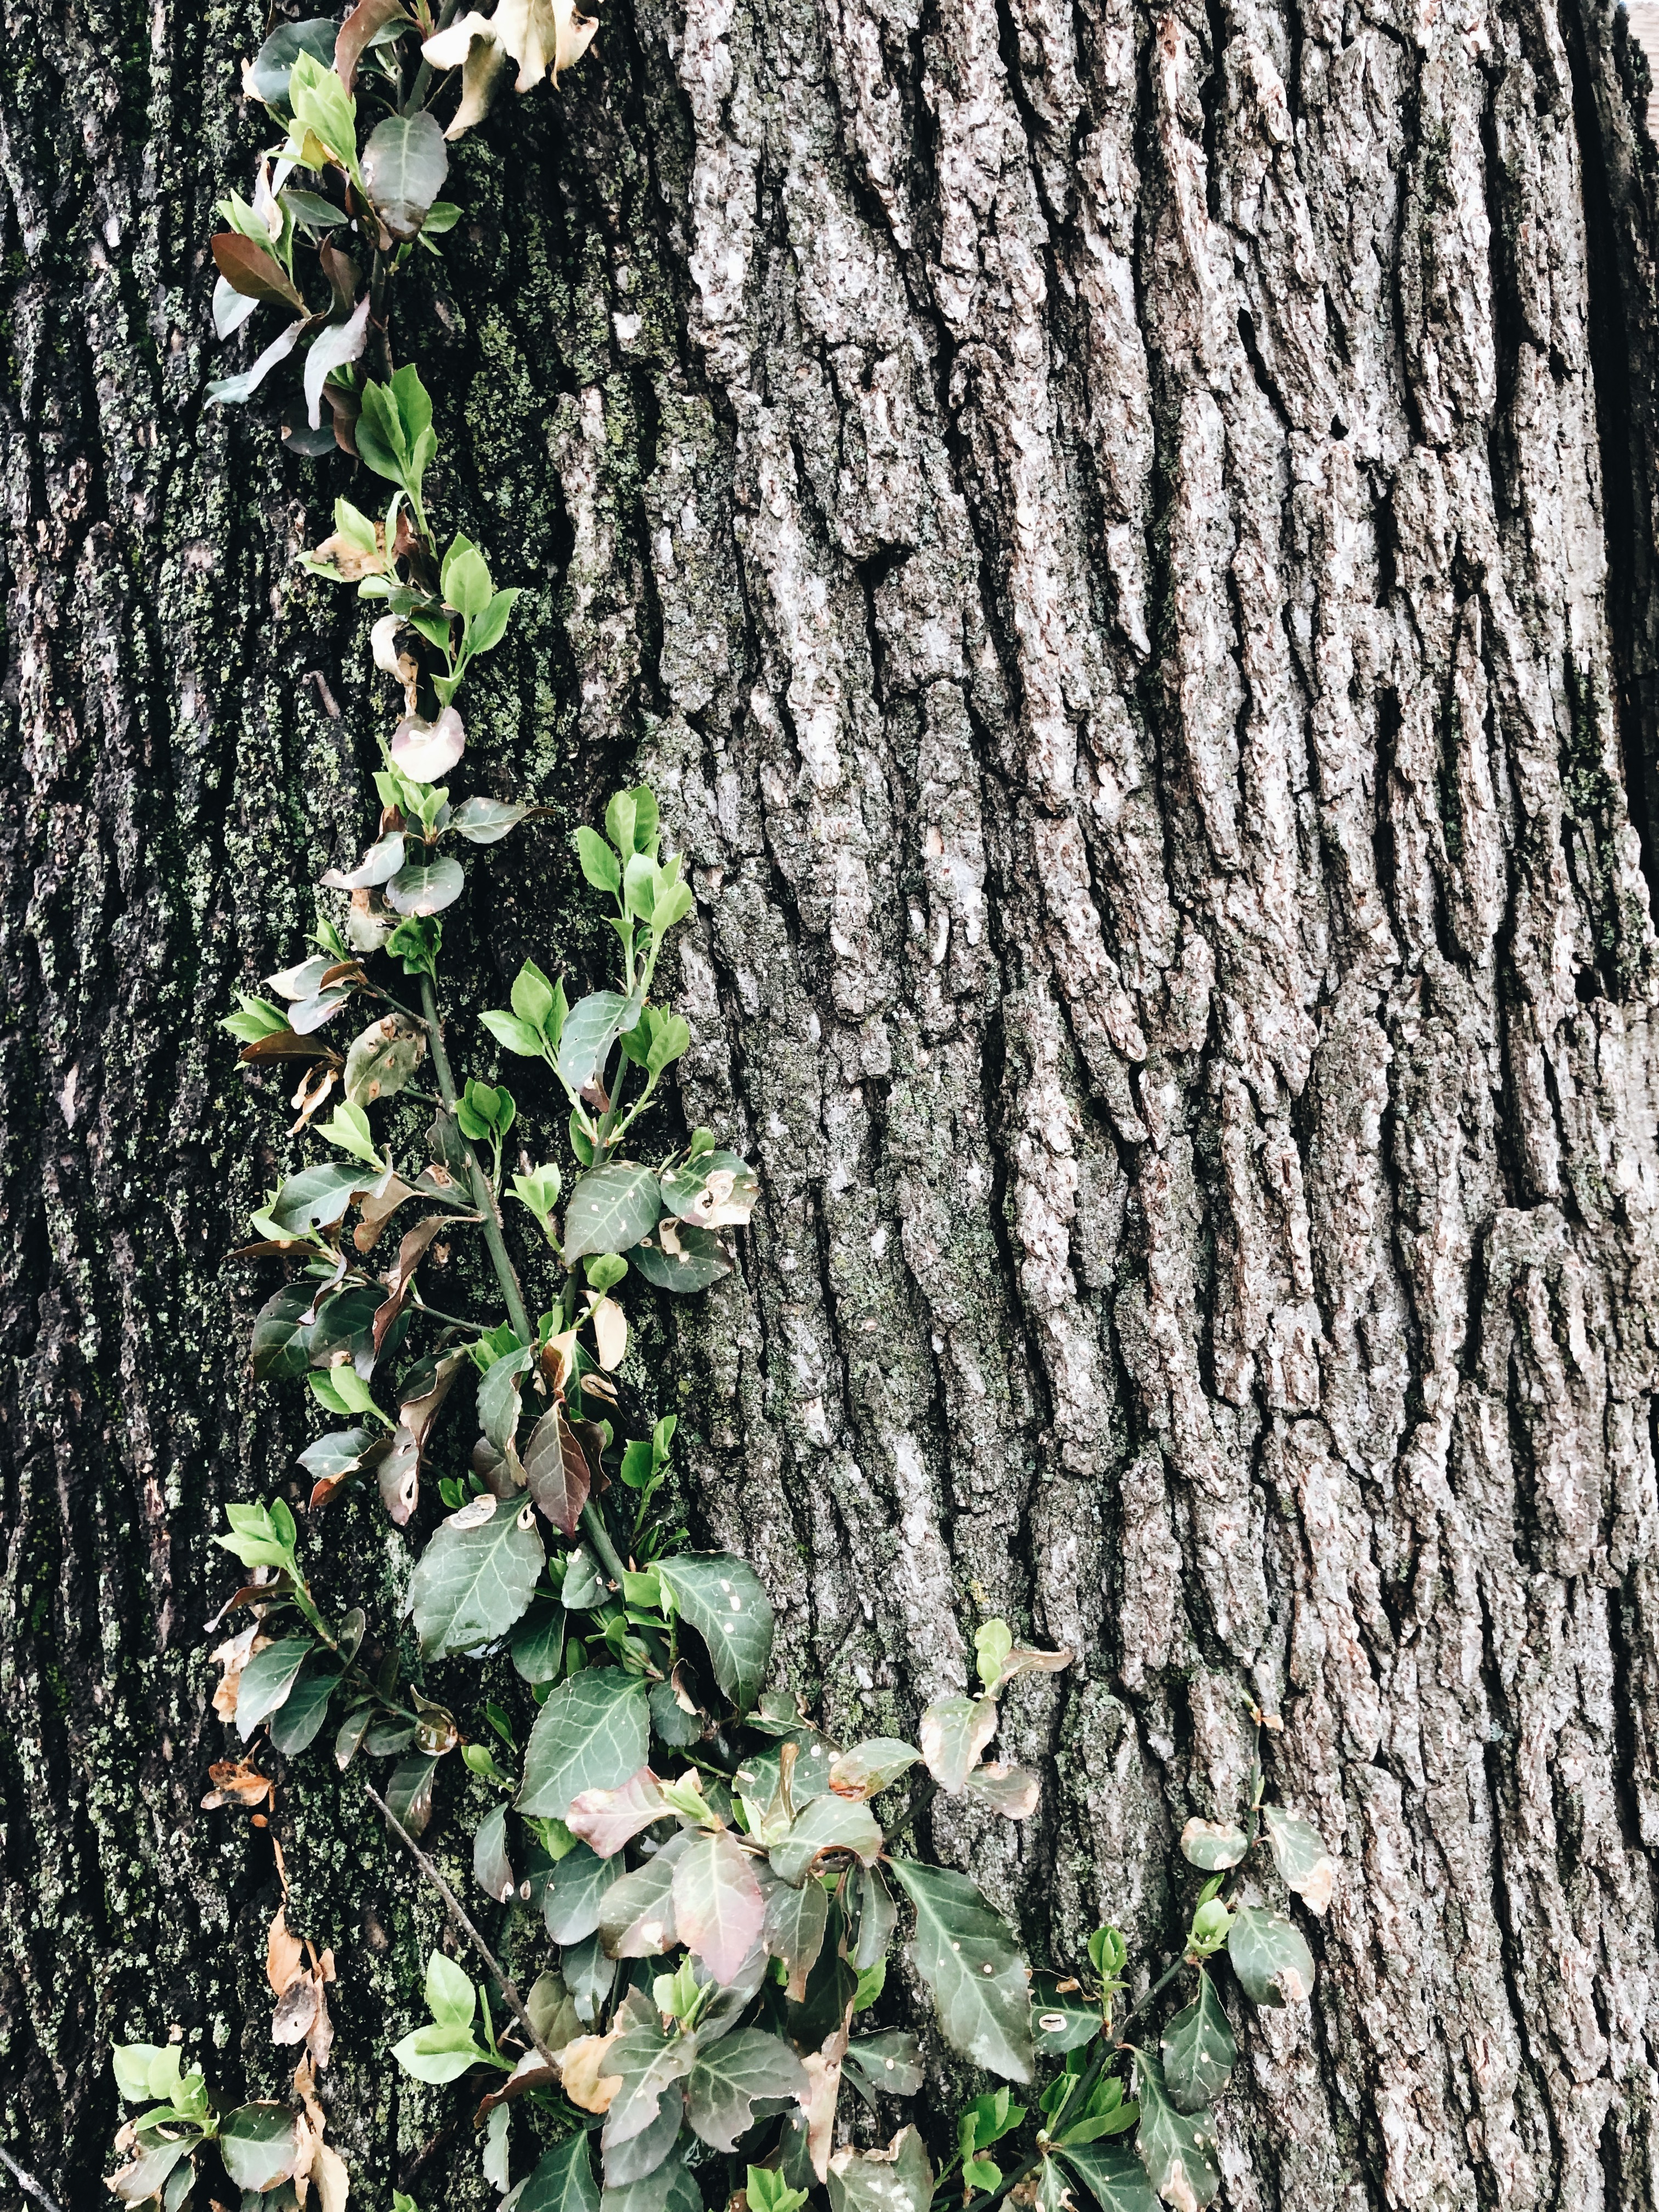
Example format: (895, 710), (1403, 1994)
(102, 9), (1335, 2210)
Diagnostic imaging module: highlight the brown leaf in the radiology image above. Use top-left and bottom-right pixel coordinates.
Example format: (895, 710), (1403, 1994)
(477, 2054), (561, 2115)
(268, 1906), (306, 1997)
(239, 1026), (341, 1064)
(371, 1214), (450, 1353)
(559, 2030), (623, 2113)
(377, 1423), (420, 1524)
(202, 1758), (272, 1811)
(212, 232), (305, 307)
(210, 1623), (269, 1722)
(287, 1062), (338, 1132)
(523, 1408), (591, 1536)
(273, 1973), (320, 2046)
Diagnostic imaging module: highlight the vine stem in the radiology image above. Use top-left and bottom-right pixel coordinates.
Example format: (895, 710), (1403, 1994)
(0, 2143), (63, 2212)
(363, 1779), (558, 2071)
(415, 973), (642, 1601)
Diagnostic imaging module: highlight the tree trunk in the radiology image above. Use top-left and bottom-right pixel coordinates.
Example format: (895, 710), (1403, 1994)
(5, 0), (1659, 2201)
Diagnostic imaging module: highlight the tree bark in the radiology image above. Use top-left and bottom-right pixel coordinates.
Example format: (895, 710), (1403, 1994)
(4, 0), (1659, 2202)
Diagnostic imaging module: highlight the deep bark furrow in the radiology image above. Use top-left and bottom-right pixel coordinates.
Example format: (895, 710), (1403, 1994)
(3, 0), (1659, 2202)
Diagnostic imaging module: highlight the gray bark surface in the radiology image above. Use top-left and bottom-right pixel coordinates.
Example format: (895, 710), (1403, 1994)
(3, 0), (1659, 2203)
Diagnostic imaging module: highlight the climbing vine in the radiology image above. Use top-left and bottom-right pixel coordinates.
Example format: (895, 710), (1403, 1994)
(102, 8), (1335, 2210)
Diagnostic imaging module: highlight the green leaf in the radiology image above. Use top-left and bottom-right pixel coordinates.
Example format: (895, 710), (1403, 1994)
(565, 1165), (663, 1262)
(558, 989), (637, 1093)
(769, 1795), (883, 1888)
(387, 855), (465, 916)
(577, 827), (623, 893)
(288, 50), (358, 173)
(247, 18), (338, 105)
(656, 1553), (774, 1711)
(320, 1100), (383, 1167)
(888, 1859), (1033, 2081)
(452, 797), (531, 843)
(478, 1341), (534, 1452)
(407, 1494), (543, 1656)
(362, 110), (448, 238)
(512, 958), (558, 1032)
(1178, 1819), (1249, 1871)
(844, 2030), (923, 2098)
(1159, 1971), (1235, 2114)
(510, 1593), (566, 1684)
(475, 1802), (514, 1903)
(345, 1013), (425, 1105)
(1132, 2055), (1219, 2209)
(427, 1948), (477, 2025)
(825, 2128), (933, 2212)
(544, 1842), (624, 1944)
(631, 1223), (731, 1294)
(218, 2103), (301, 2192)
(1226, 1904), (1315, 2007)
(392, 2018), (489, 2083)
(763, 1872), (828, 1999)
(1031, 1972), (1101, 2056)
(686, 2027), (808, 2153)
(251, 1285), (315, 1381)
(444, 541), (493, 618)
(267, 1655), (343, 1754)
(599, 1831), (688, 1957)
(483, 1008), (545, 1056)
(672, 1827), (766, 1983)
(1261, 1805), (1335, 1915)
(974, 1618), (1014, 1690)
(1056, 2144), (1159, 2212)
(518, 1668), (651, 1819)
(520, 2134), (602, 2212)
(268, 1161), (383, 1234)
(467, 586), (521, 655)
(236, 1637), (315, 1740)
(658, 1150), (759, 1229)
(918, 1694), (998, 1792)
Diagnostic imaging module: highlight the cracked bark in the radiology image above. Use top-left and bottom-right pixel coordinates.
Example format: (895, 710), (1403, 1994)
(4, 0), (1659, 2204)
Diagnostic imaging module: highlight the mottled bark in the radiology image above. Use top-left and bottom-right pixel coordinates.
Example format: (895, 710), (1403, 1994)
(4, 0), (1659, 2203)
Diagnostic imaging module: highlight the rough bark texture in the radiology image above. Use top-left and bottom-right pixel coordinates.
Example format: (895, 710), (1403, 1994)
(5, 0), (1659, 2202)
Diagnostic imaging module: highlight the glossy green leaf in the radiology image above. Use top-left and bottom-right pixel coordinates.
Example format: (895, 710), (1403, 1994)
(656, 1553), (774, 1711)
(266, 1655), (342, 1754)
(251, 1285), (314, 1381)
(520, 2133), (602, 2212)
(917, 1693), (998, 1792)
(478, 1341), (534, 1451)
(218, 2103), (301, 2191)
(564, 1165), (662, 1262)
(558, 989), (636, 1093)
(769, 1795), (884, 1888)
(1160, 1971), (1235, 2114)
(387, 855), (465, 916)
(1261, 1805), (1336, 1915)
(764, 1874), (828, 1999)
(1132, 2055), (1219, 2209)
(474, 1802), (514, 1903)
(599, 1831), (689, 1957)
(362, 110), (448, 238)
(544, 1842), (624, 1944)
(1031, 1972), (1101, 2056)
(1178, 1819), (1248, 1871)
(267, 1161), (382, 1234)
(1226, 1904), (1315, 2008)
(510, 1593), (566, 1683)
(825, 2126), (933, 2212)
(518, 1668), (651, 1820)
(686, 2027), (808, 2152)
(407, 1494), (543, 1655)
(236, 1637), (314, 1740)
(631, 1223), (731, 1294)
(888, 1859), (1032, 2081)
(452, 796), (532, 843)
(577, 827), (622, 893)
(247, 17), (338, 104)
(1056, 2143), (1159, 2212)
